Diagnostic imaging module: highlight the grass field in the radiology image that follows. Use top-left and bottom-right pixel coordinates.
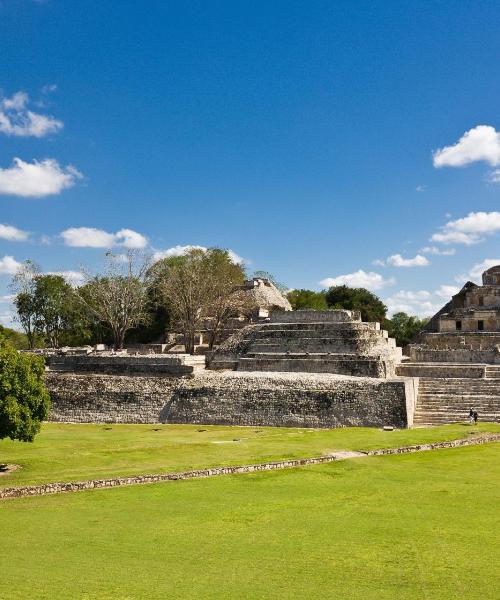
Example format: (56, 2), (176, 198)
(1, 421), (500, 488)
(1, 424), (499, 599)
(0, 436), (499, 599)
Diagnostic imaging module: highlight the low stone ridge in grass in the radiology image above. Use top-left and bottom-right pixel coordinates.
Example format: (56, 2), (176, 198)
(1, 422), (499, 489)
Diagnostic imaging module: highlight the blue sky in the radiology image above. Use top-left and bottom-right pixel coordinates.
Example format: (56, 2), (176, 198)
(1, 0), (500, 325)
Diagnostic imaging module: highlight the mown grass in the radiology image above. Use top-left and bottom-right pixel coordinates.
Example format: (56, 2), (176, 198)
(1, 421), (499, 488)
(0, 442), (499, 599)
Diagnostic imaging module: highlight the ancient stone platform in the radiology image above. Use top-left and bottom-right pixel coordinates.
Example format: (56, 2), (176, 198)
(208, 310), (401, 378)
(46, 370), (415, 429)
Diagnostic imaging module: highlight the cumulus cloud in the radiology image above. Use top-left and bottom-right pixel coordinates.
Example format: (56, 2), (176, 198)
(46, 270), (85, 286)
(61, 227), (148, 249)
(420, 246), (456, 256)
(435, 284), (460, 298)
(0, 158), (82, 197)
(0, 224), (29, 241)
(386, 254), (429, 268)
(467, 259), (500, 282)
(319, 270), (395, 292)
(0, 255), (22, 275)
(152, 244), (245, 265)
(431, 211), (500, 246)
(384, 287), (460, 318)
(0, 91), (63, 138)
(433, 125), (500, 168)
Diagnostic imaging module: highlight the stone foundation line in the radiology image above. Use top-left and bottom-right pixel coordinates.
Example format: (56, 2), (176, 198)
(1, 433), (499, 500)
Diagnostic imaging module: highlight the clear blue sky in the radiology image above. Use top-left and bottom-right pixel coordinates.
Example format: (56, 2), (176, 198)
(1, 0), (500, 324)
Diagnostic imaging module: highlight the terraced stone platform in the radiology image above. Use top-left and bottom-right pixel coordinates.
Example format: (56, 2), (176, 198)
(208, 310), (401, 378)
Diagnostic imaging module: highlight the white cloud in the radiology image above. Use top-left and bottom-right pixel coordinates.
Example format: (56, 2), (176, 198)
(0, 91), (63, 137)
(61, 227), (148, 249)
(468, 259), (500, 282)
(0, 224), (29, 242)
(152, 244), (245, 265)
(0, 312), (16, 328)
(420, 246), (456, 256)
(0, 255), (22, 275)
(431, 211), (500, 246)
(435, 285), (460, 298)
(386, 254), (429, 268)
(0, 294), (15, 303)
(486, 168), (500, 183)
(320, 270), (395, 291)
(416, 185), (426, 192)
(0, 158), (82, 197)
(433, 125), (500, 168)
(46, 270), (85, 286)
(384, 288), (449, 318)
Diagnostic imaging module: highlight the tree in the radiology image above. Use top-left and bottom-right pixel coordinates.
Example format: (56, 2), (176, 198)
(32, 275), (75, 348)
(153, 248), (247, 354)
(76, 252), (151, 350)
(287, 289), (328, 311)
(0, 325), (29, 350)
(0, 333), (50, 443)
(387, 312), (428, 347)
(325, 285), (387, 323)
(10, 260), (40, 349)
(202, 249), (247, 350)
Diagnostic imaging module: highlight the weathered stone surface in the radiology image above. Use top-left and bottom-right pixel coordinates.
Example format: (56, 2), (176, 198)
(45, 370), (414, 429)
(209, 310), (401, 377)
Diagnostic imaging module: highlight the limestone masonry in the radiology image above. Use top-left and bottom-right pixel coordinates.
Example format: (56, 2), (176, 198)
(46, 370), (414, 429)
(208, 309), (402, 377)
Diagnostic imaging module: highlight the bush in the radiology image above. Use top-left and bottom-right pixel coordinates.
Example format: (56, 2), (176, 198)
(0, 337), (50, 442)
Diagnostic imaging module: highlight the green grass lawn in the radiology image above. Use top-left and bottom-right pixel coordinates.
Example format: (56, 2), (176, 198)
(0, 442), (499, 599)
(1, 421), (499, 488)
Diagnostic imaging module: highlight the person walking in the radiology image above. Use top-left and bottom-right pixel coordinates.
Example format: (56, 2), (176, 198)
(469, 407), (474, 424)
(473, 410), (478, 424)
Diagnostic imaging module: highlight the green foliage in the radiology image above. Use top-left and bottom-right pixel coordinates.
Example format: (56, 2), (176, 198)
(0, 335), (50, 442)
(387, 312), (428, 347)
(0, 325), (29, 350)
(325, 285), (387, 322)
(287, 289), (328, 310)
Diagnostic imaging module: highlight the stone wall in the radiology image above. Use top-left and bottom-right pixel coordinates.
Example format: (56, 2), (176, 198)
(46, 370), (415, 429)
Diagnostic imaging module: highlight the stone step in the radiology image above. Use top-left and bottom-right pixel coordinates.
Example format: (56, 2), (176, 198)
(236, 356), (388, 377)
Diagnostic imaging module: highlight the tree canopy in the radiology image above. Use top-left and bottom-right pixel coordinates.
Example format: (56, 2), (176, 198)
(387, 312), (427, 347)
(287, 289), (328, 311)
(325, 285), (387, 323)
(0, 334), (50, 442)
(152, 248), (247, 353)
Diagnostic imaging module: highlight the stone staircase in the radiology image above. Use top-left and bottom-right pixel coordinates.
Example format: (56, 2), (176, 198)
(209, 310), (401, 378)
(414, 377), (500, 426)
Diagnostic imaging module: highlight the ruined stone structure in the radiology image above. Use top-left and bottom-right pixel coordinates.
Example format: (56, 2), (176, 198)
(46, 370), (415, 429)
(411, 264), (500, 364)
(208, 310), (402, 378)
(44, 309), (415, 428)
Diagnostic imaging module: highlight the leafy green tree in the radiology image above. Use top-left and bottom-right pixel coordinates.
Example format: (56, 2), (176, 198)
(387, 312), (428, 347)
(0, 334), (50, 442)
(287, 289), (328, 310)
(0, 325), (29, 350)
(32, 275), (76, 348)
(325, 285), (387, 323)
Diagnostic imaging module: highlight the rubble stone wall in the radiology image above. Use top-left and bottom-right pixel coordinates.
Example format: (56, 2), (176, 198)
(45, 371), (414, 429)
